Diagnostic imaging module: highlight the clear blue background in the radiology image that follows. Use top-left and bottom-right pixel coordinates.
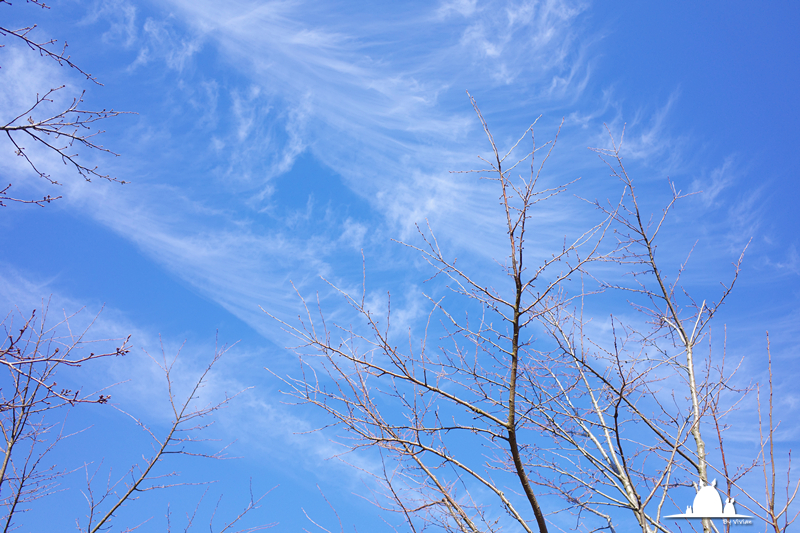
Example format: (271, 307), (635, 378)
(1, 1), (798, 530)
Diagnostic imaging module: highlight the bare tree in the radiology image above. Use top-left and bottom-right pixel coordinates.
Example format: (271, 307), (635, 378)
(268, 93), (614, 533)
(709, 333), (800, 533)
(0, 0), (129, 206)
(1, 4), (273, 530)
(525, 127), (750, 533)
(269, 98), (796, 532)
(0, 304), (272, 532)
(0, 303), (129, 530)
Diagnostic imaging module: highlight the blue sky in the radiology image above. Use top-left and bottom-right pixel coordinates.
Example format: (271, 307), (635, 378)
(1, 0), (799, 531)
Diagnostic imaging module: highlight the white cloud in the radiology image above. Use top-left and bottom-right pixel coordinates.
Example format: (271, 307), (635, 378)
(0, 265), (172, 415)
(82, 0), (139, 47)
(0, 264), (381, 488)
(0, 43), (109, 198)
(266, 93), (310, 179)
(436, 0), (478, 18)
(692, 156), (736, 207)
(12, 0), (609, 356)
(338, 218), (368, 251)
(128, 16), (203, 72)
(232, 85), (267, 142)
(0, 45), (71, 131)
(766, 244), (800, 276)
(725, 185), (764, 252)
(598, 89), (682, 163)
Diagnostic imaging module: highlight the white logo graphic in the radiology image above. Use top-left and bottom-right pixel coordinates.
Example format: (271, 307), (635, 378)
(665, 480), (751, 522)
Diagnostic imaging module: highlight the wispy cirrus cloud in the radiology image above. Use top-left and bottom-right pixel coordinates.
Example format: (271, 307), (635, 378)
(766, 243), (800, 276)
(83, 0), (139, 47)
(83, 0), (204, 72)
(129, 16), (204, 72)
(61, 0), (712, 351)
(159, 0), (595, 199)
(590, 89), (685, 168)
(692, 155), (737, 207)
(0, 263), (366, 490)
